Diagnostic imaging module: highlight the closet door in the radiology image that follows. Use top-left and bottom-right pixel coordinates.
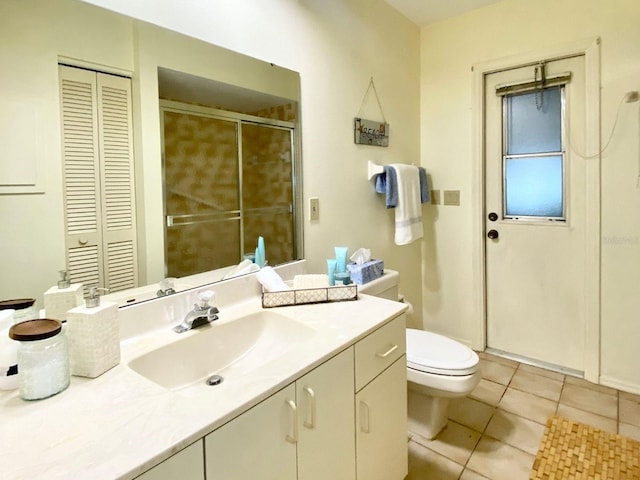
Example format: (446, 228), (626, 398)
(96, 72), (137, 292)
(59, 65), (137, 293)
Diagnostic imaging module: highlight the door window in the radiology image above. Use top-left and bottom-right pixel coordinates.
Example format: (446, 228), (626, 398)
(502, 86), (565, 220)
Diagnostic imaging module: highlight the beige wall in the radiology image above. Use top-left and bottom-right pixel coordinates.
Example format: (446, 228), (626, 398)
(2, 0), (422, 324)
(420, 0), (640, 392)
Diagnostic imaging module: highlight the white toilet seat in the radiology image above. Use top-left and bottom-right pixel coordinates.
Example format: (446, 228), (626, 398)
(406, 328), (479, 376)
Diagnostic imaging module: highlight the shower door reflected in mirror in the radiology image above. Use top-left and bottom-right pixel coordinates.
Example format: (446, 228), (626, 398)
(162, 103), (296, 278)
(242, 123), (294, 268)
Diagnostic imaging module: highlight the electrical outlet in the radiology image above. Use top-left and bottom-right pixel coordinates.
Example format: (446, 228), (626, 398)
(443, 190), (460, 206)
(430, 190), (440, 205)
(309, 197), (320, 221)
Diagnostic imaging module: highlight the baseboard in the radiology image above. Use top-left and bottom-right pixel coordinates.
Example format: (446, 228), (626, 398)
(599, 375), (640, 396)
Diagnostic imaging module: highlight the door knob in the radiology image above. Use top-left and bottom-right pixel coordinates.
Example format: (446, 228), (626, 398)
(488, 212), (498, 222)
(487, 229), (499, 240)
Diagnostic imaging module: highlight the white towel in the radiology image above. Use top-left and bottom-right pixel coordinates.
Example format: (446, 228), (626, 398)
(391, 164), (424, 245)
(293, 274), (330, 289)
(222, 259), (260, 279)
(256, 266), (291, 292)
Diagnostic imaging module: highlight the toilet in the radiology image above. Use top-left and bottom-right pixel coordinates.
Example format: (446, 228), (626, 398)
(358, 269), (480, 439)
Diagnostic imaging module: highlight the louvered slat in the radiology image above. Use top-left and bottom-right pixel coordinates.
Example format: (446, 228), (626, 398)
(100, 84), (134, 232)
(106, 241), (135, 291)
(68, 245), (100, 295)
(61, 76), (99, 235)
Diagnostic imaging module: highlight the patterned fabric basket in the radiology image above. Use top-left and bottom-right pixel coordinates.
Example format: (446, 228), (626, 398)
(262, 284), (358, 308)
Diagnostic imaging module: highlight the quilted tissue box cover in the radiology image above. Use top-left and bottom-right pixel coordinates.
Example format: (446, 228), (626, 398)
(347, 259), (384, 285)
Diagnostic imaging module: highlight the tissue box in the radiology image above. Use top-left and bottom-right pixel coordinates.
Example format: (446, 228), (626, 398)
(347, 259), (384, 285)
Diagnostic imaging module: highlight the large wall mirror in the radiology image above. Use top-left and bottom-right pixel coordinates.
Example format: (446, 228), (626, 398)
(0, 0), (303, 307)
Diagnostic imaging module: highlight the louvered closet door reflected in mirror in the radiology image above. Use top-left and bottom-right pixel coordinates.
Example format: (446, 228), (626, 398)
(59, 65), (138, 295)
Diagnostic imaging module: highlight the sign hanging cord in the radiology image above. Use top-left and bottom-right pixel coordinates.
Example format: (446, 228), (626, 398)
(357, 77), (387, 123)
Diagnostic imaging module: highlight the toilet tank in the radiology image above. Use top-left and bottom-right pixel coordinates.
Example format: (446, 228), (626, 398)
(357, 269), (399, 301)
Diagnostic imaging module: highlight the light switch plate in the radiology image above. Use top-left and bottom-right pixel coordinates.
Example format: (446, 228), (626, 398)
(443, 190), (460, 206)
(309, 197), (320, 221)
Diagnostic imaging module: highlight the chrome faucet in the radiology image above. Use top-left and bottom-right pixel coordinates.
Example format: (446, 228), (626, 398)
(157, 278), (176, 297)
(173, 290), (219, 333)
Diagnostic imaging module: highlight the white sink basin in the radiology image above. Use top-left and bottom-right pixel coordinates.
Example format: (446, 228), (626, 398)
(128, 310), (316, 391)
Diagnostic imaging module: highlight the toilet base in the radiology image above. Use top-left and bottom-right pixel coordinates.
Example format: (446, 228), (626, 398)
(407, 388), (450, 440)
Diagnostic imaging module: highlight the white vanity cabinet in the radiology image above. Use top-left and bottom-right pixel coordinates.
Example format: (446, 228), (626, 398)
(135, 440), (204, 480)
(137, 314), (406, 480)
(354, 315), (408, 480)
(205, 384), (298, 479)
(205, 347), (356, 480)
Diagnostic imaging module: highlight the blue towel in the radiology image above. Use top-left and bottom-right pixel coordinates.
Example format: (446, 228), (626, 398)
(418, 167), (430, 204)
(375, 166), (398, 208)
(375, 165), (429, 207)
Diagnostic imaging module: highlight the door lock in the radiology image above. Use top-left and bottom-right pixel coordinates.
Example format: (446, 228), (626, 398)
(487, 229), (499, 240)
(488, 212), (498, 222)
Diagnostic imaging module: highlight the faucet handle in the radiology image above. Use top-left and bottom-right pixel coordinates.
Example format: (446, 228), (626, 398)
(197, 290), (215, 308)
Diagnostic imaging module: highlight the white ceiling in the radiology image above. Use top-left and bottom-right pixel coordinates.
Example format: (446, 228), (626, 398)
(384, 0), (502, 26)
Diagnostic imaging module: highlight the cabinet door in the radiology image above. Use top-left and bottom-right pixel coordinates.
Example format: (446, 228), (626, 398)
(297, 348), (356, 480)
(135, 440), (204, 480)
(205, 384), (297, 480)
(355, 357), (407, 480)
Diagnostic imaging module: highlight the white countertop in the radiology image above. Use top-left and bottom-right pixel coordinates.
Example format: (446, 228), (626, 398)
(0, 293), (407, 480)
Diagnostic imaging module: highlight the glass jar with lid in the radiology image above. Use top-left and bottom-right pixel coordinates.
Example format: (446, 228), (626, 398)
(0, 298), (37, 322)
(8, 319), (70, 400)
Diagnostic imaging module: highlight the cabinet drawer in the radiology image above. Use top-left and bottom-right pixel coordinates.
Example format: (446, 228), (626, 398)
(355, 314), (406, 391)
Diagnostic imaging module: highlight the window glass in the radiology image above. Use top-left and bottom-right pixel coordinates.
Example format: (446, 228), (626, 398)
(505, 155), (563, 217)
(506, 87), (562, 155)
(503, 86), (564, 219)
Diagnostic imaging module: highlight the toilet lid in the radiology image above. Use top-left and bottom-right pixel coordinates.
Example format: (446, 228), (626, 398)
(406, 329), (479, 376)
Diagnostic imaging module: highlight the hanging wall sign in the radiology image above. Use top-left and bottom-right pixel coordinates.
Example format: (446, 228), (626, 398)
(354, 118), (389, 147)
(354, 77), (389, 147)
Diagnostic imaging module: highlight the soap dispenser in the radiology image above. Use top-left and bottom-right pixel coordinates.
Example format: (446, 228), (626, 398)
(43, 270), (84, 322)
(66, 286), (120, 378)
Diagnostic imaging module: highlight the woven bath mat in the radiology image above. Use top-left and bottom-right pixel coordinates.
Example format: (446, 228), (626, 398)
(530, 415), (640, 479)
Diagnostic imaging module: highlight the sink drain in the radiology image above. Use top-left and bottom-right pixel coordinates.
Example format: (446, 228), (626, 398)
(206, 374), (224, 386)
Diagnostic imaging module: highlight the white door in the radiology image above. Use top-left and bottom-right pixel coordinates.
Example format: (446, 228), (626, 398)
(355, 357), (408, 480)
(205, 384), (297, 480)
(485, 55), (587, 372)
(296, 348), (356, 480)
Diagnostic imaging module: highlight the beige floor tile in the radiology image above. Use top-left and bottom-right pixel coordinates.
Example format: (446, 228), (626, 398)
(449, 397), (496, 433)
(620, 390), (640, 402)
(484, 409), (546, 455)
(560, 383), (618, 419)
(469, 378), (507, 407)
(509, 369), (563, 402)
(466, 436), (535, 480)
(407, 441), (464, 480)
(478, 351), (520, 368)
(460, 469), (491, 480)
(412, 421), (480, 465)
(517, 363), (565, 382)
(479, 359), (516, 386)
(556, 403), (617, 434)
(498, 387), (557, 424)
(564, 375), (618, 396)
(619, 396), (640, 427)
(619, 422), (640, 441)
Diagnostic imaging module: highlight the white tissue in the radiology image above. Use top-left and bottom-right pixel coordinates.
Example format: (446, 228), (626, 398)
(349, 248), (371, 265)
(256, 266), (291, 292)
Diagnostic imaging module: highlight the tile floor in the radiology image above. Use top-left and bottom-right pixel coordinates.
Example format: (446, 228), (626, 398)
(407, 352), (640, 480)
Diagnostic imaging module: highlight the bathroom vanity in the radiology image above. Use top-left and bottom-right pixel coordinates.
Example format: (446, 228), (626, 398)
(0, 271), (408, 480)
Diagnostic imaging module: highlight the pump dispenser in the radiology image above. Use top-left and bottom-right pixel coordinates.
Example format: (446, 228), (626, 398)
(66, 286), (120, 378)
(43, 270), (84, 322)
